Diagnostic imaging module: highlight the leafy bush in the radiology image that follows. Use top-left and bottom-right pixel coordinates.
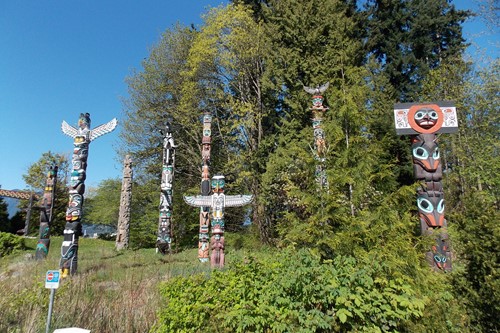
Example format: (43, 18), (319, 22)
(0, 232), (26, 257)
(153, 249), (426, 332)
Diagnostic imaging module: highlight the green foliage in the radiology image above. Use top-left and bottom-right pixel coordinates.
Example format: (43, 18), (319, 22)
(421, 56), (500, 333)
(20, 151), (69, 236)
(154, 249), (431, 332)
(128, 179), (159, 249)
(363, 0), (470, 100)
(84, 178), (121, 225)
(0, 196), (9, 233)
(0, 232), (26, 257)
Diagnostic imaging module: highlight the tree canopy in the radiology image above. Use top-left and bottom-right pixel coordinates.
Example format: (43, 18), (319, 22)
(83, 1), (498, 331)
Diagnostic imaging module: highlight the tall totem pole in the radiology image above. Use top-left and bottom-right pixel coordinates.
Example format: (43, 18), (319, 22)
(198, 111), (213, 262)
(184, 175), (253, 268)
(60, 113), (117, 277)
(394, 102), (458, 271)
(116, 155), (132, 251)
(157, 123), (176, 254)
(304, 83), (330, 189)
(35, 165), (58, 259)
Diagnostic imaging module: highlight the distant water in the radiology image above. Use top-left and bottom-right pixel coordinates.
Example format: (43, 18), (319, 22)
(4, 197), (20, 218)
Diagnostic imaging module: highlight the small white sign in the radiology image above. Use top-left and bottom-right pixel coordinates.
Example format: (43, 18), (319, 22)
(54, 328), (91, 333)
(45, 270), (60, 289)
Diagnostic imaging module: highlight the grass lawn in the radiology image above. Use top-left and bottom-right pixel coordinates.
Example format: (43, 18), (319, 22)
(0, 235), (238, 333)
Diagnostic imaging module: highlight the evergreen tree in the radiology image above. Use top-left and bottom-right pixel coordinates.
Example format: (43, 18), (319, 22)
(258, 0), (374, 245)
(181, 4), (277, 241)
(363, 0), (470, 100)
(121, 24), (204, 246)
(0, 195), (9, 233)
(421, 58), (500, 332)
(84, 178), (121, 226)
(20, 151), (69, 235)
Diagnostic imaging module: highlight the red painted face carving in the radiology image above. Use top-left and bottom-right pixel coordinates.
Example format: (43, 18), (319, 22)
(408, 104), (443, 134)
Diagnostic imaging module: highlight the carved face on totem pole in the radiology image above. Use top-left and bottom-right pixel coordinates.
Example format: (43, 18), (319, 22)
(202, 144), (211, 161)
(66, 208), (81, 221)
(411, 134), (442, 180)
(211, 175), (225, 193)
(202, 165), (210, 180)
(431, 233), (451, 271)
(394, 102), (458, 135)
(311, 96), (326, 109)
(407, 104), (444, 134)
(312, 118), (322, 129)
(78, 113), (91, 130)
(417, 190), (445, 228)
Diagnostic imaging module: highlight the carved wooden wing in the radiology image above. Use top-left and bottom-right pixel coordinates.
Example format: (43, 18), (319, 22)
(303, 82), (330, 95)
(61, 120), (79, 138)
(224, 195), (253, 207)
(90, 118), (118, 141)
(184, 195), (213, 207)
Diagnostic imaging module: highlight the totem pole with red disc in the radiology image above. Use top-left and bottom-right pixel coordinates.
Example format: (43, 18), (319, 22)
(394, 102), (458, 271)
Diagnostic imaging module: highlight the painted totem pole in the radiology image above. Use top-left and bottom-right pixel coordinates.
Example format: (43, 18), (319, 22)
(304, 82), (330, 189)
(156, 123), (176, 254)
(394, 102), (458, 271)
(116, 155), (132, 251)
(198, 111), (213, 262)
(184, 175), (253, 268)
(35, 165), (58, 259)
(60, 113), (117, 277)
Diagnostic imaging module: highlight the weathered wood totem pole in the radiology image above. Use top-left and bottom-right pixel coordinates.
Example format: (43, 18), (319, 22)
(184, 175), (253, 268)
(198, 111), (213, 262)
(116, 155), (132, 251)
(394, 102), (458, 271)
(60, 113), (117, 276)
(304, 82), (330, 189)
(35, 165), (58, 259)
(156, 123), (176, 254)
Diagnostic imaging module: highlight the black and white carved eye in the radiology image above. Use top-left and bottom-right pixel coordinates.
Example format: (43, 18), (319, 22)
(433, 147), (440, 159)
(413, 147), (429, 159)
(417, 197), (434, 213)
(437, 199), (445, 214)
(415, 111), (426, 120)
(429, 111), (439, 119)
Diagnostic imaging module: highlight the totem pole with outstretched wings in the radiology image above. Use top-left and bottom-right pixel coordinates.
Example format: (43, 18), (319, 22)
(184, 175), (253, 268)
(60, 113), (117, 277)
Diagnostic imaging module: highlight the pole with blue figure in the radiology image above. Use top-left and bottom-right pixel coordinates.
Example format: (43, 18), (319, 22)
(60, 113), (117, 277)
(35, 165), (58, 259)
(185, 175), (252, 268)
(394, 102), (458, 271)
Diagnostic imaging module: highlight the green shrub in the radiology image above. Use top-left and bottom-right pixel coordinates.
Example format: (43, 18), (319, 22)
(0, 232), (26, 257)
(153, 249), (426, 332)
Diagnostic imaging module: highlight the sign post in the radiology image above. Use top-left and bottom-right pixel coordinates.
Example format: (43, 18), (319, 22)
(45, 270), (60, 333)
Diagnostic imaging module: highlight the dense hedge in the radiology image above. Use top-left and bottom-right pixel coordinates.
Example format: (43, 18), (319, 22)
(0, 232), (26, 257)
(153, 249), (426, 332)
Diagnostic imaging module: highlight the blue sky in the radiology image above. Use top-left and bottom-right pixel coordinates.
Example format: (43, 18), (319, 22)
(0, 0), (497, 192)
(0, 0), (227, 191)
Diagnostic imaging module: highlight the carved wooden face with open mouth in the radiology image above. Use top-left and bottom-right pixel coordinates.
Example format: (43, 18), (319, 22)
(414, 107), (439, 129)
(408, 104), (443, 133)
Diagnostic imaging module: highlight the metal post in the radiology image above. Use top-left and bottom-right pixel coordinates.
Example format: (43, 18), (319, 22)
(46, 288), (55, 333)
